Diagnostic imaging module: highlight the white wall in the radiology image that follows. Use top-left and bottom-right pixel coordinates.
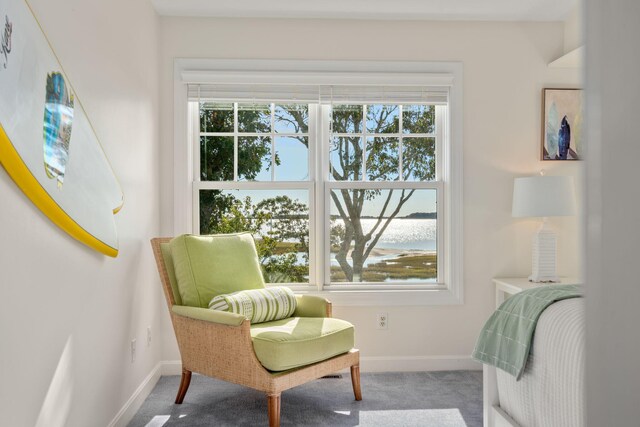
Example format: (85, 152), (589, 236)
(158, 18), (584, 369)
(0, 1), (161, 426)
(564, 3), (584, 53)
(585, 0), (640, 425)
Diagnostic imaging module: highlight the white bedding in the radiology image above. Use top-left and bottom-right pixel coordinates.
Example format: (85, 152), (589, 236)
(496, 298), (585, 427)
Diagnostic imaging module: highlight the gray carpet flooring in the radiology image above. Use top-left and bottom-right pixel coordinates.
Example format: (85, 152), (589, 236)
(128, 371), (483, 427)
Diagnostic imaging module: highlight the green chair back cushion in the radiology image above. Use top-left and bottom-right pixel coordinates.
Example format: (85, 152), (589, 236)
(169, 233), (265, 308)
(209, 286), (297, 324)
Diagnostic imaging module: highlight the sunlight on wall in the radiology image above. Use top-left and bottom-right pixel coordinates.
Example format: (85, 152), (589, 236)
(35, 336), (73, 427)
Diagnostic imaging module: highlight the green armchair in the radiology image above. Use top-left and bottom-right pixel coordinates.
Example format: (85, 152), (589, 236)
(151, 235), (362, 427)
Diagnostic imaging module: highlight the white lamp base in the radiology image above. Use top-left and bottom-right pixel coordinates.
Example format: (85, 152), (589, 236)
(529, 218), (559, 283)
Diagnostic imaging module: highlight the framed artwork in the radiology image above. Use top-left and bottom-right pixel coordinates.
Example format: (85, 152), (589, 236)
(0, 0), (123, 257)
(542, 88), (584, 161)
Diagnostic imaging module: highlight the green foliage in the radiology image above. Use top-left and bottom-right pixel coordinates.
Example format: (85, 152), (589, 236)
(199, 104), (272, 182)
(403, 105), (435, 134)
(206, 196), (263, 234)
(200, 136), (233, 181)
(199, 104), (272, 236)
(330, 222), (345, 250)
(403, 138), (435, 181)
(255, 196), (309, 252)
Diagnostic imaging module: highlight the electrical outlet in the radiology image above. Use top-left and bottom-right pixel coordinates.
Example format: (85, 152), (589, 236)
(376, 313), (388, 330)
(147, 327), (152, 346)
(131, 339), (136, 363)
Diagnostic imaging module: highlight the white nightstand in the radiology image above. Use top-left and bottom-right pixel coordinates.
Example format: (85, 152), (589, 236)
(493, 277), (582, 309)
(484, 276), (582, 426)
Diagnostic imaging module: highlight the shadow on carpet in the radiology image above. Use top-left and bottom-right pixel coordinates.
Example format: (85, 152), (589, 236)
(128, 371), (482, 427)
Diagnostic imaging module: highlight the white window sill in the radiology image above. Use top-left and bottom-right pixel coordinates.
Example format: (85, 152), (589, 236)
(294, 288), (463, 306)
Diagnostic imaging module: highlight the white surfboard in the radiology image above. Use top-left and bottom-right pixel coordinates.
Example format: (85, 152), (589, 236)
(0, 0), (123, 257)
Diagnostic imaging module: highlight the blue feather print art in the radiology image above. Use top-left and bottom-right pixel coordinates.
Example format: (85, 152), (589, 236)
(557, 115), (571, 160)
(546, 103), (559, 158)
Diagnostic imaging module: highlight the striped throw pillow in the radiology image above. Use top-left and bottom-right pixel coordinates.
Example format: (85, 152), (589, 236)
(208, 287), (297, 324)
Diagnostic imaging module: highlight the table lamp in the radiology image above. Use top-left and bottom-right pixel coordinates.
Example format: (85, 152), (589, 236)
(512, 174), (576, 282)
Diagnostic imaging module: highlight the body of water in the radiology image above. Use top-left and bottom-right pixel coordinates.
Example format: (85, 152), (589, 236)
(263, 218), (436, 268)
(331, 218), (437, 251)
(330, 218), (436, 268)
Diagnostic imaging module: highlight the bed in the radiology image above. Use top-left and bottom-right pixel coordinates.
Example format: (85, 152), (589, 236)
(479, 281), (585, 427)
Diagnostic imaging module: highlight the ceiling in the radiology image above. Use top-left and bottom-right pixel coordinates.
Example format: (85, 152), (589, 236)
(151, 0), (579, 22)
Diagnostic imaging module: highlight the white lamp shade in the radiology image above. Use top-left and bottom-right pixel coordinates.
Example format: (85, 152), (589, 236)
(512, 175), (576, 218)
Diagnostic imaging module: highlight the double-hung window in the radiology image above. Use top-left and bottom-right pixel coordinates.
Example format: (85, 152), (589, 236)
(179, 60), (463, 304)
(324, 101), (444, 288)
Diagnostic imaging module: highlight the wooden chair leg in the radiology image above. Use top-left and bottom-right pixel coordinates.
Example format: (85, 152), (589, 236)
(267, 393), (281, 427)
(350, 364), (362, 401)
(175, 368), (192, 404)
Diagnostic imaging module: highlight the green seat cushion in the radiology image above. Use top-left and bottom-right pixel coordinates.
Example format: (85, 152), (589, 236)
(250, 317), (355, 372)
(169, 233), (265, 308)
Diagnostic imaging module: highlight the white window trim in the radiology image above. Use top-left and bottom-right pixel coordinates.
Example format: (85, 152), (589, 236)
(174, 59), (464, 306)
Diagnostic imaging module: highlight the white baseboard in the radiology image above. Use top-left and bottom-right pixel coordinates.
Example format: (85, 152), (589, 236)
(107, 362), (162, 427)
(360, 355), (481, 372)
(161, 360), (183, 376)
(107, 360), (182, 427)
(108, 361), (180, 427)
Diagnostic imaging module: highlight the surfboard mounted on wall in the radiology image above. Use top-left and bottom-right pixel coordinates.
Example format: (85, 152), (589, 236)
(0, 0), (123, 257)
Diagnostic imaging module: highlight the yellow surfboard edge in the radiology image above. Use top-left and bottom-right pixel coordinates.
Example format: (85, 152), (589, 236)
(0, 124), (119, 258)
(113, 199), (124, 215)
